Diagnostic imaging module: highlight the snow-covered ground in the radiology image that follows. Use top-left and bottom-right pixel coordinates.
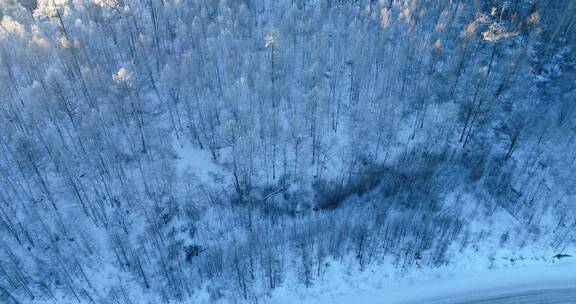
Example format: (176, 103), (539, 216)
(175, 139), (228, 185)
(344, 260), (575, 304)
(268, 255), (575, 304)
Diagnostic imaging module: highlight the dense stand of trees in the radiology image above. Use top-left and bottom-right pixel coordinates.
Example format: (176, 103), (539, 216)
(0, 0), (575, 303)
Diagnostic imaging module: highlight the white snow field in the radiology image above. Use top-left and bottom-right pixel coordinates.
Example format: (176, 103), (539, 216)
(266, 258), (576, 304)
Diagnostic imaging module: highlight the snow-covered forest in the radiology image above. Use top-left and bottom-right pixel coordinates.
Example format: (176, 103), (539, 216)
(0, 0), (575, 303)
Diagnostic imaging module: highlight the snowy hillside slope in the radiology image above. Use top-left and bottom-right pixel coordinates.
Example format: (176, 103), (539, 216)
(0, 0), (575, 303)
